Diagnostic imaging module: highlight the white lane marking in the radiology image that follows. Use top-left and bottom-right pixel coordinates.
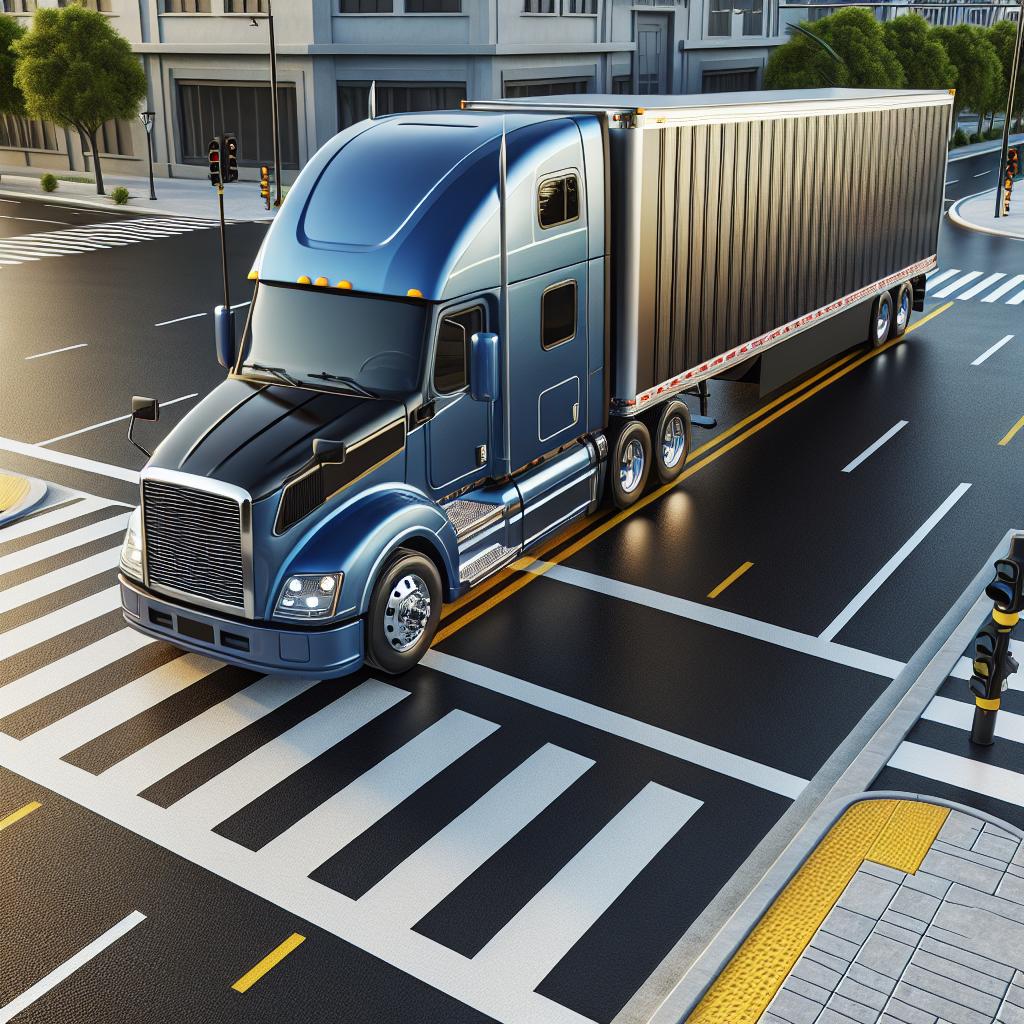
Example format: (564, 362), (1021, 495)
(888, 742), (1024, 807)
(24, 343), (89, 360)
(972, 334), (1015, 366)
(474, 782), (702, 995)
(169, 680), (409, 831)
(0, 586), (121, 660)
(0, 257), (33, 265)
(358, 743), (594, 931)
(958, 272), (1006, 300)
(0, 497), (113, 544)
(0, 513), (130, 577)
(154, 312), (206, 327)
(818, 483), (972, 643)
(944, 179), (959, 185)
(0, 198), (20, 204)
(0, 436), (140, 484)
(974, 170), (992, 177)
(0, 213), (67, 225)
(0, 911), (146, 1024)
(423, 650), (808, 799)
(98, 674), (322, 793)
(258, 710), (498, 877)
(0, 253), (38, 262)
(0, 546), (120, 615)
(37, 393), (198, 446)
(933, 270), (983, 298)
(982, 274), (1024, 302)
(0, 629), (152, 720)
(530, 562), (903, 679)
(924, 269), (959, 292)
(922, 695), (1024, 745)
(1008, 287), (1024, 307)
(22, 654), (222, 759)
(842, 420), (908, 474)
(0, 239), (102, 253)
(0, 736), (616, 1024)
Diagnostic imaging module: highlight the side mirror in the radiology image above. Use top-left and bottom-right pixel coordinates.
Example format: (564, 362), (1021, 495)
(214, 305), (237, 369)
(312, 438), (345, 463)
(128, 396), (160, 458)
(469, 331), (500, 403)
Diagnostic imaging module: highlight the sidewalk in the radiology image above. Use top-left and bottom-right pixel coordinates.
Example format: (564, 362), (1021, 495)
(947, 133), (1024, 163)
(0, 166), (276, 222)
(949, 189), (1024, 241)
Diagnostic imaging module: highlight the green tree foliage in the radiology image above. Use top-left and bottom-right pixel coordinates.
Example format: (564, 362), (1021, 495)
(931, 25), (1003, 134)
(13, 3), (145, 194)
(989, 20), (1023, 131)
(765, 8), (905, 89)
(882, 14), (957, 91)
(0, 13), (25, 116)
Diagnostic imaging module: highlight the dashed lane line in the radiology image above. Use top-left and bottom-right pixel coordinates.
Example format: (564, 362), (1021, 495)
(0, 801), (41, 834)
(841, 420), (908, 473)
(0, 436), (139, 484)
(707, 561), (754, 599)
(972, 334), (1014, 366)
(231, 934), (306, 994)
(999, 414), (1024, 447)
(37, 393), (198, 446)
(24, 343), (88, 360)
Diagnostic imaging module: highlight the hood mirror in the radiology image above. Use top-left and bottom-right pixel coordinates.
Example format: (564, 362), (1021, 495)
(214, 305), (237, 369)
(312, 438), (346, 463)
(128, 396), (160, 459)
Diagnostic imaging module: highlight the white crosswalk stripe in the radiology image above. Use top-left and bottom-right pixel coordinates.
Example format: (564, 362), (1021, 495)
(0, 497), (116, 544)
(921, 267), (1024, 305)
(0, 512), (130, 576)
(0, 585), (121, 660)
(982, 274), (1024, 302)
(0, 546), (120, 615)
(933, 270), (983, 298)
(925, 268), (959, 292)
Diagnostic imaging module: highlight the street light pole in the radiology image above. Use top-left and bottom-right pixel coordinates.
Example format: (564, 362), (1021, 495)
(267, 0), (282, 208)
(139, 110), (157, 201)
(994, 0), (1024, 218)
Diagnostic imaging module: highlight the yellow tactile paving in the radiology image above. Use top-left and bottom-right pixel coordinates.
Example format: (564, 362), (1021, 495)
(0, 473), (30, 514)
(686, 799), (949, 1024)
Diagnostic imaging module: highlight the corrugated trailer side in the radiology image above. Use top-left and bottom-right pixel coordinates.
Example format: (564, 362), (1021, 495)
(612, 92), (951, 408)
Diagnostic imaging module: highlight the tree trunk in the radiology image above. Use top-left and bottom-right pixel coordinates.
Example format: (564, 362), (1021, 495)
(977, 111), (984, 136)
(82, 128), (105, 195)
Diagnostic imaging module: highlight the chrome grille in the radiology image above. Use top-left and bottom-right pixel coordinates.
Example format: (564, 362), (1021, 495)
(143, 479), (245, 611)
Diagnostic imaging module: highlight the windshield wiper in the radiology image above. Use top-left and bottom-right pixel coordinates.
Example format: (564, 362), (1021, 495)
(306, 371), (377, 399)
(240, 362), (300, 387)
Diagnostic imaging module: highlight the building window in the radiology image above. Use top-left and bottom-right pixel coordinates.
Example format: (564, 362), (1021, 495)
(701, 68), (759, 93)
(562, 0), (596, 11)
(707, 0), (731, 35)
(434, 306), (483, 395)
(225, 0), (266, 11)
(612, 73), (632, 94)
(163, 0), (210, 11)
(337, 81), (464, 130)
(339, 0), (392, 11)
(504, 79), (589, 98)
(178, 82), (299, 168)
(538, 174), (579, 229)
(405, 0), (461, 10)
(57, 0), (110, 8)
(541, 281), (577, 350)
(523, 0), (555, 11)
(82, 118), (135, 156)
(0, 114), (58, 151)
(1, 0), (35, 11)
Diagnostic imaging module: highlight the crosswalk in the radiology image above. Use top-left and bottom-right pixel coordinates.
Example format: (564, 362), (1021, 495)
(0, 488), (739, 1024)
(925, 267), (1024, 305)
(0, 217), (221, 268)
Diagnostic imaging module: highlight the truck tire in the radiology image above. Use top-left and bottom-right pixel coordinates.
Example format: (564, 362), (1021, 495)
(653, 400), (691, 485)
(889, 283), (912, 339)
(869, 291), (894, 348)
(608, 419), (651, 509)
(365, 549), (442, 676)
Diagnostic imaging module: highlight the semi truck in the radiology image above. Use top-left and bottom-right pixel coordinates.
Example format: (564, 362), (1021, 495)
(119, 88), (952, 678)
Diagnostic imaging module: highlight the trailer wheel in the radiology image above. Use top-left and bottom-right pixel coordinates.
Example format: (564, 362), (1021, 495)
(609, 420), (651, 509)
(365, 548), (442, 676)
(870, 291), (894, 348)
(890, 284), (912, 339)
(653, 400), (691, 485)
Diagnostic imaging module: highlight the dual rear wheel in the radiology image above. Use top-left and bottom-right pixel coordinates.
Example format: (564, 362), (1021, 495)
(607, 399), (692, 510)
(871, 283), (913, 348)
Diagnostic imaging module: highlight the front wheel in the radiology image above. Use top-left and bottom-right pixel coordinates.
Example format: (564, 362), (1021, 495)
(365, 549), (442, 675)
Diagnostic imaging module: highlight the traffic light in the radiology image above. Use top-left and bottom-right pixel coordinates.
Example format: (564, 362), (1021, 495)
(986, 557), (1023, 613)
(259, 164), (270, 210)
(223, 133), (239, 184)
(208, 138), (222, 188)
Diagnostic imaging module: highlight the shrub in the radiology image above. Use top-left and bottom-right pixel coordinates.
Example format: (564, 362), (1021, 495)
(110, 186), (129, 205)
(951, 128), (970, 147)
(39, 172), (57, 192)
(969, 132), (982, 144)
(985, 127), (1003, 140)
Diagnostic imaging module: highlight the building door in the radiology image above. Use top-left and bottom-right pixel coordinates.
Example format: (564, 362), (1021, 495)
(636, 14), (670, 94)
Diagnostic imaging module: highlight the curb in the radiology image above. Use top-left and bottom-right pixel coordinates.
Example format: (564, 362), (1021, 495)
(0, 187), (200, 219)
(947, 190), (1024, 241)
(643, 526), (1022, 1024)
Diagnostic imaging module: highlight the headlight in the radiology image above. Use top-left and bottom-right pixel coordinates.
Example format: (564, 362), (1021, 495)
(120, 507), (143, 581)
(275, 573), (342, 620)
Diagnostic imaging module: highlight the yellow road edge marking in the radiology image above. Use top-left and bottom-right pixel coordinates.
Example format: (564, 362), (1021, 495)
(707, 561), (754, 600)
(0, 800), (41, 832)
(687, 799), (949, 1024)
(436, 303), (955, 645)
(998, 413), (1024, 447)
(231, 933), (306, 993)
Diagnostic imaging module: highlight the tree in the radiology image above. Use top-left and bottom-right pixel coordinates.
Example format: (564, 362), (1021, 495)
(989, 19), (1024, 132)
(765, 7), (905, 90)
(882, 14), (957, 92)
(0, 13), (25, 117)
(13, 3), (145, 195)
(931, 25), (1003, 137)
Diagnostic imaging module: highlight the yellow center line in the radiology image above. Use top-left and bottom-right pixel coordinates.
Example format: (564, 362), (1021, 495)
(231, 933), (306, 993)
(998, 413), (1024, 447)
(708, 561), (754, 599)
(434, 301), (954, 645)
(0, 800), (41, 833)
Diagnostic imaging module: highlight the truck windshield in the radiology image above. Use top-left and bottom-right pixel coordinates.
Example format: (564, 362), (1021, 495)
(240, 283), (430, 395)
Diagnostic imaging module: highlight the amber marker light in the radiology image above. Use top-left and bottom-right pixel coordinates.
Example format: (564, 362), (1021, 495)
(297, 275), (311, 284)
(314, 277), (329, 287)
(247, 270), (259, 281)
(407, 288), (424, 298)
(336, 280), (353, 289)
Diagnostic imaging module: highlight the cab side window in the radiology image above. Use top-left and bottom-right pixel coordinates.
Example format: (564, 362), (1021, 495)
(538, 174), (580, 229)
(541, 281), (576, 350)
(433, 305), (484, 395)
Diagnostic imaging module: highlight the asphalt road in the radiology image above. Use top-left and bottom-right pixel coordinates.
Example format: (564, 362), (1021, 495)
(0, 189), (1022, 1024)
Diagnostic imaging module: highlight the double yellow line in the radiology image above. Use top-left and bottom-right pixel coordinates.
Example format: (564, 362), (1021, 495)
(434, 302), (954, 645)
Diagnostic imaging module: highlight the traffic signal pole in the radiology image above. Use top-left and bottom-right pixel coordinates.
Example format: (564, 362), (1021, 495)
(267, 0), (282, 208)
(994, 0), (1024, 218)
(217, 184), (230, 313)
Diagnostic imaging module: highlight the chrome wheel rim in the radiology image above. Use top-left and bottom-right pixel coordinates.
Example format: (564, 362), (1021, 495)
(661, 415), (687, 470)
(896, 292), (910, 329)
(619, 437), (645, 494)
(876, 300), (891, 340)
(384, 573), (431, 652)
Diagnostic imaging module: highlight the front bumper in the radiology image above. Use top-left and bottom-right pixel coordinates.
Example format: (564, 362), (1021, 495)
(119, 575), (364, 679)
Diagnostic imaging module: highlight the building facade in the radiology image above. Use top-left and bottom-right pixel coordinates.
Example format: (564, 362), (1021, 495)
(1, 0), (789, 183)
